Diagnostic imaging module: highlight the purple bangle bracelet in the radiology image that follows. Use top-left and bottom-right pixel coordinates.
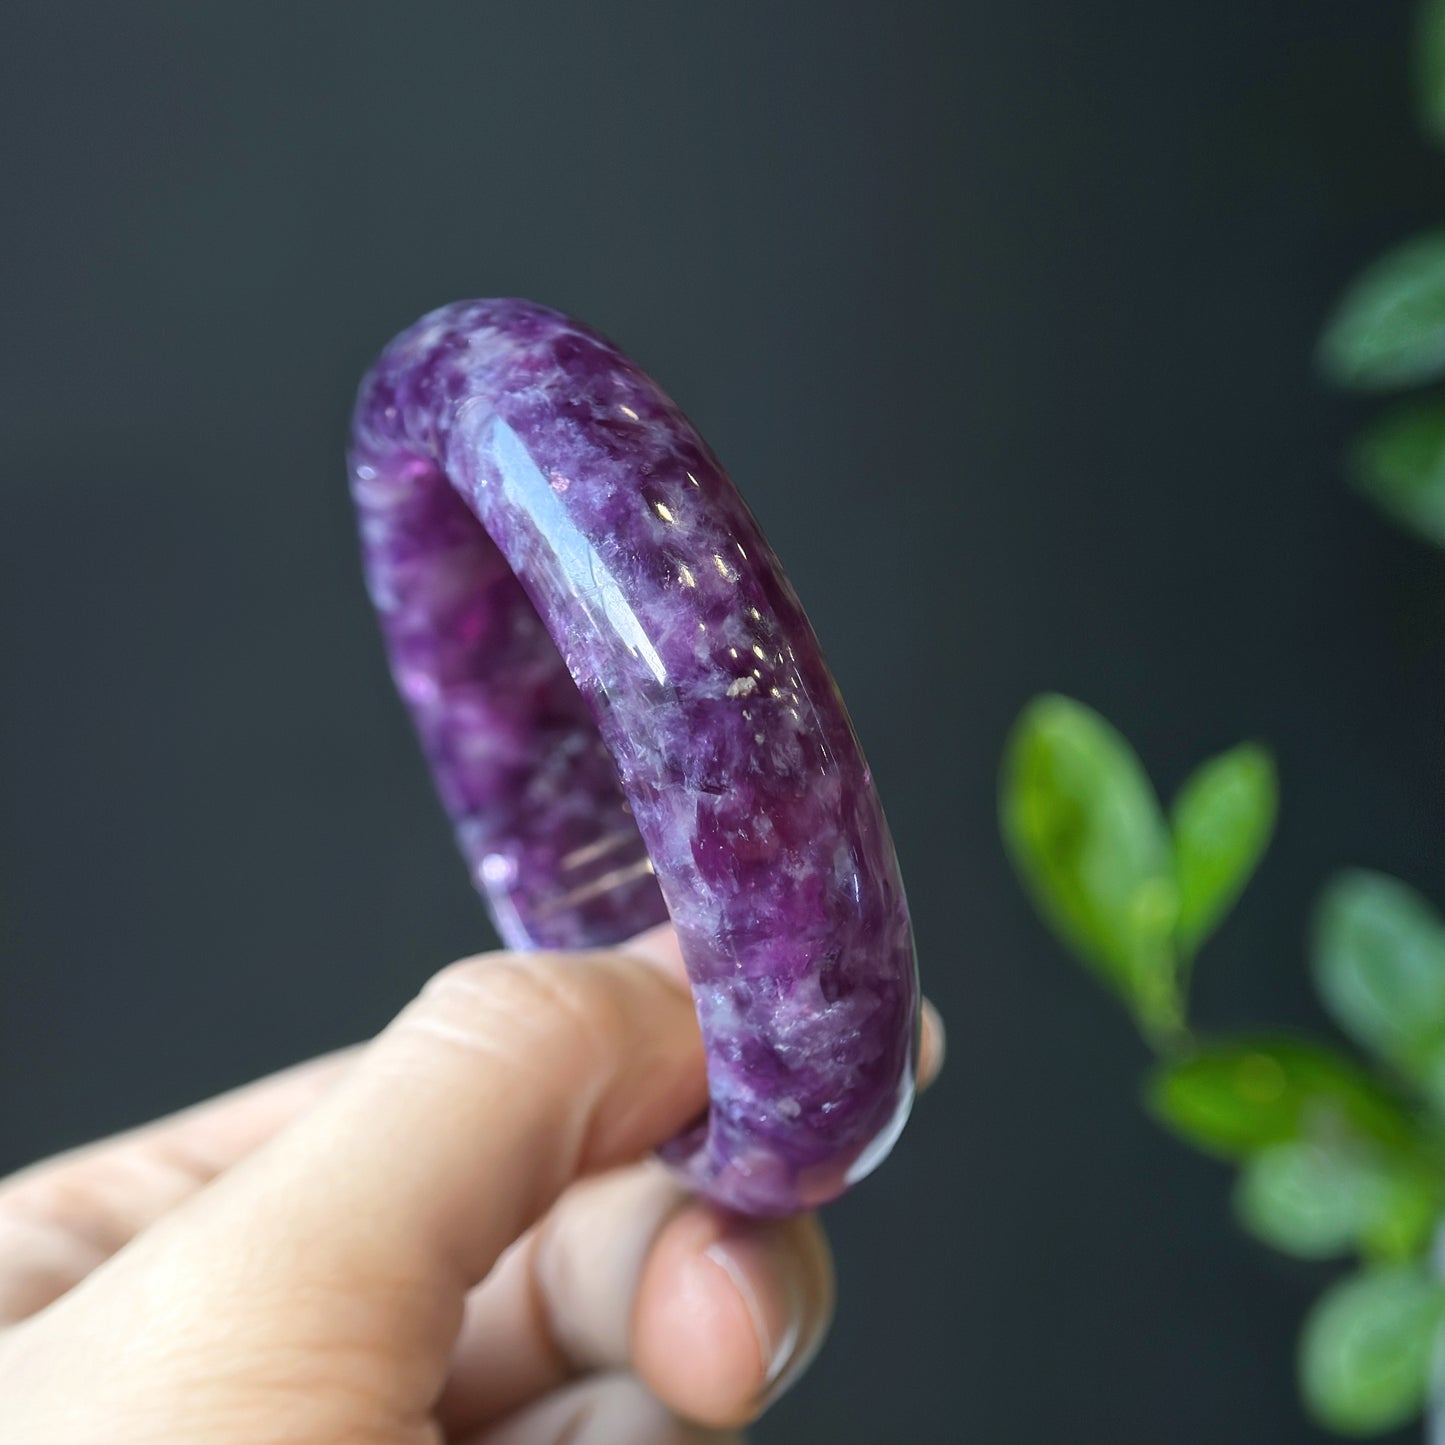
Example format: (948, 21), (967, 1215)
(347, 299), (918, 1216)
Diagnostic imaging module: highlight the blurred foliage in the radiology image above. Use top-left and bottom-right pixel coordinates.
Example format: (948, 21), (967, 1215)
(1322, 0), (1445, 548)
(1315, 872), (1445, 1114)
(1319, 232), (1445, 392)
(1419, 0), (1445, 148)
(1301, 1268), (1445, 1436)
(1149, 1037), (1417, 1162)
(1171, 744), (1277, 961)
(1350, 400), (1445, 546)
(1001, 5), (1445, 1434)
(1000, 695), (1445, 1436)
(1001, 696), (1273, 1044)
(1000, 695), (1183, 1041)
(1235, 1143), (1436, 1264)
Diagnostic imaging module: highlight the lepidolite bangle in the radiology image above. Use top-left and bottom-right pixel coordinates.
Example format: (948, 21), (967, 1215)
(348, 300), (918, 1216)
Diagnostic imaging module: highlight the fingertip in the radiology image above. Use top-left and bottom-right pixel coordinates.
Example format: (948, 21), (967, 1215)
(634, 1207), (763, 1425)
(918, 996), (946, 1091)
(632, 1205), (832, 1428)
(619, 923), (689, 985)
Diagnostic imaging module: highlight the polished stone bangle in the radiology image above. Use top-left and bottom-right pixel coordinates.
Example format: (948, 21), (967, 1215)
(348, 299), (918, 1216)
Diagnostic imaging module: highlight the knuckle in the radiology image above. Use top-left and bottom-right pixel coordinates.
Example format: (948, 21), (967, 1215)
(407, 949), (642, 1075)
(0, 1162), (135, 1255)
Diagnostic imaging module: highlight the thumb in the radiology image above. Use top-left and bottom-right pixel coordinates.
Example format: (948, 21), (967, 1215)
(81, 940), (708, 1406)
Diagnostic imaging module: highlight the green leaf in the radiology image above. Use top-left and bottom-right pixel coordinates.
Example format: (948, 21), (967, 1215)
(1148, 1037), (1418, 1161)
(1319, 231), (1445, 391)
(1314, 871), (1445, 1110)
(1417, 0), (1445, 147)
(1351, 398), (1445, 548)
(1170, 743), (1276, 958)
(1300, 1266), (1445, 1435)
(1001, 695), (1180, 1036)
(1236, 1142), (1371, 1259)
(1235, 1141), (1438, 1262)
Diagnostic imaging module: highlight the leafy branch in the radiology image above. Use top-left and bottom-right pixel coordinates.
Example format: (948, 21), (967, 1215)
(998, 4), (1445, 1435)
(1002, 696), (1445, 1436)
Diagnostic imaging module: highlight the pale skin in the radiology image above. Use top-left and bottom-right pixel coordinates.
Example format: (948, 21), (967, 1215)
(0, 925), (944, 1444)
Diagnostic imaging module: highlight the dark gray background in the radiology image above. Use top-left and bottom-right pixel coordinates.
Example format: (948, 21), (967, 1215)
(1, 2), (1439, 1440)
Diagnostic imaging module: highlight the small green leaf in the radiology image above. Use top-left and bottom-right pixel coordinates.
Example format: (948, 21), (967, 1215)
(1170, 743), (1276, 958)
(1235, 1142), (1438, 1262)
(1001, 695), (1179, 1036)
(1314, 871), (1445, 1110)
(1236, 1142), (1374, 1260)
(1148, 1037), (1417, 1161)
(1300, 1266), (1445, 1435)
(1319, 231), (1445, 391)
(1417, 0), (1445, 147)
(1351, 398), (1445, 547)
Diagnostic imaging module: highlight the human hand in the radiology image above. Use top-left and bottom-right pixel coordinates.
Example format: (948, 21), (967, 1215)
(0, 927), (943, 1444)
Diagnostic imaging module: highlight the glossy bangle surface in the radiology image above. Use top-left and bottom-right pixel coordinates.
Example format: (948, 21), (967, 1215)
(348, 299), (917, 1215)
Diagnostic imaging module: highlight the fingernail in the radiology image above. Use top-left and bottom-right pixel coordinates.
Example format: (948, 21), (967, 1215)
(704, 1233), (821, 1410)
